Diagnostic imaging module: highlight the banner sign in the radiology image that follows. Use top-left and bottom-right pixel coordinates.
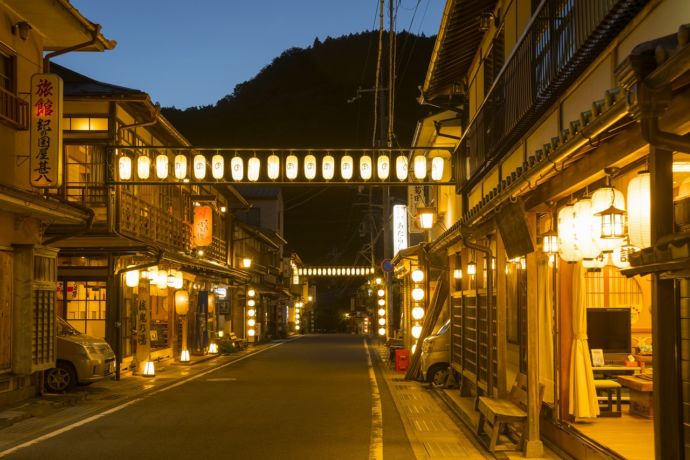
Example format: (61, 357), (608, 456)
(193, 206), (213, 247)
(407, 185), (425, 233)
(393, 204), (409, 256)
(30, 74), (63, 188)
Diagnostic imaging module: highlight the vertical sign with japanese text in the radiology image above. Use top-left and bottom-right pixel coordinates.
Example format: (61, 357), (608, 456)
(407, 185), (425, 233)
(393, 204), (408, 256)
(193, 206), (213, 247)
(30, 74), (63, 188)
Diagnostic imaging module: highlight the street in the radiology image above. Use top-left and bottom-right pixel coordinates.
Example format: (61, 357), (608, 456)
(0, 335), (415, 460)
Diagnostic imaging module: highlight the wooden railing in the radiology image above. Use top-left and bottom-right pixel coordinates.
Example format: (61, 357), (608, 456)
(0, 86), (28, 130)
(458, 0), (648, 192)
(206, 235), (228, 265)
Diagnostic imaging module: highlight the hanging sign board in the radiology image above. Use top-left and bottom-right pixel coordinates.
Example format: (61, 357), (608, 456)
(407, 185), (425, 233)
(393, 204), (408, 256)
(30, 73), (63, 188)
(193, 206), (213, 247)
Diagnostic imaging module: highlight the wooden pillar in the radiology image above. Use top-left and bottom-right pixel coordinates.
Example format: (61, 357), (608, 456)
(496, 231), (508, 398)
(649, 145), (681, 459)
(524, 212), (543, 457)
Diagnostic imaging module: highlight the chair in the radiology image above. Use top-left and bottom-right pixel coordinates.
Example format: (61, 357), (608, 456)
(594, 379), (622, 417)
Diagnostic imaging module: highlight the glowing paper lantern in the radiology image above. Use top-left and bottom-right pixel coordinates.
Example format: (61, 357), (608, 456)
(627, 171), (651, 248)
(573, 199), (599, 259)
(267, 154), (280, 180)
(341, 155), (354, 180)
(174, 155), (187, 180)
(231, 157), (243, 181)
(155, 154), (169, 179)
(193, 205), (213, 247)
(377, 155), (390, 180)
(412, 288), (425, 301)
(396, 156), (409, 181)
(431, 157), (444, 181)
(413, 155), (427, 180)
(193, 154), (206, 179)
(582, 253), (608, 269)
(557, 205), (579, 262)
(248, 329), (256, 337)
(378, 318), (386, 326)
(378, 327), (386, 336)
(304, 155), (317, 180)
(211, 154), (224, 179)
(591, 186), (626, 252)
(378, 308), (385, 316)
(359, 155), (372, 180)
(611, 243), (638, 269)
(412, 306), (424, 320)
(125, 270), (139, 287)
(286, 154), (298, 180)
(156, 270), (168, 289)
(411, 269), (424, 283)
(248, 319), (256, 327)
(137, 156), (151, 179)
(174, 271), (183, 289)
(322, 155), (335, 180)
(174, 290), (189, 315)
(411, 325), (422, 338)
(119, 156), (132, 180)
(248, 157), (260, 181)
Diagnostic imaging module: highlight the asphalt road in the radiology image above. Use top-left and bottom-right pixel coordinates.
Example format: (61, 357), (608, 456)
(2, 334), (415, 460)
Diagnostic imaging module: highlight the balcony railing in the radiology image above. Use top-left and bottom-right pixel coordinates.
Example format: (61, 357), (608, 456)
(458, 0), (648, 192)
(0, 86), (28, 130)
(206, 235), (228, 265)
(119, 190), (192, 253)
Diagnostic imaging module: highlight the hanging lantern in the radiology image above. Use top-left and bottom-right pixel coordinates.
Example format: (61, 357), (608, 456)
(322, 155), (335, 180)
(557, 205), (579, 262)
(378, 308), (385, 316)
(304, 154), (317, 180)
(148, 266), (158, 284)
(193, 154), (206, 180)
(453, 268), (462, 279)
(591, 186), (626, 252)
(378, 299), (385, 306)
(396, 156), (409, 180)
(582, 253), (608, 269)
(411, 325), (422, 338)
(573, 199), (600, 259)
(359, 155), (372, 180)
(611, 242), (639, 269)
(341, 155), (354, 180)
(417, 207), (436, 230)
(155, 154), (168, 179)
(431, 157), (444, 181)
(174, 154), (187, 180)
(211, 154), (224, 179)
(377, 289), (385, 297)
(137, 156), (151, 179)
(411, 269), (424, 283)
(411, 287), (424, 301)
(156, 270), (168, 289)
(248, 329), (256, 337)
(248, 157), (260, 181)
(174, 290), (189, 315)
(542, 231), (559, 254)
(285, 154), (298, 180)
(167, 269), (177, 287)
(267, 154), (280, 180)
(247, 308), (256, 317)
(413, 155), (427, 180)
(378, 327), (386, 336)
(174, 271), (183, 289)
(378, 317), (386, 326)
(119, 156), (132, 180)
(125, 269), (140, 288)
(467, 262), (477, 276)
(230, 156), (243, 181)
(627, 171), (651, 248)
(248, 318), (256, 327)
(412, 306), (425, 320)
(377, 155), (390, 179)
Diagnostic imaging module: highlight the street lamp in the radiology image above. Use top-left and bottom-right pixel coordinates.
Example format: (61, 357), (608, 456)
(416, 207), (436, 230)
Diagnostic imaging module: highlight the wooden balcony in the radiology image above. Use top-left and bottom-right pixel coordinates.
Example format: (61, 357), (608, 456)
(457, 0), (648, 192)
(0, 86), (28, 130)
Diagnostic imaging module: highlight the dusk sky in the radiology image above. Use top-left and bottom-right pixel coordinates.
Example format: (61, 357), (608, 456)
(56, 0), (444, 109)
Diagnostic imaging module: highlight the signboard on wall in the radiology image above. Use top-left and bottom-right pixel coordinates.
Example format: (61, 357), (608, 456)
(30, 73), (63, 188)
(193, 206), (213, 247)
(407, 185), (425, 233)
(393, 204), (408, 256)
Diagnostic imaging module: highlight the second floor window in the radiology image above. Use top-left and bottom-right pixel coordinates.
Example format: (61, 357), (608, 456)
(0, 48), (14, 92)
(64, 144), (107, 205)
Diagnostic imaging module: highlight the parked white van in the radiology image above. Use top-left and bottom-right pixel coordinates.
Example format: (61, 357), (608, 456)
(420, 319), (450, 387)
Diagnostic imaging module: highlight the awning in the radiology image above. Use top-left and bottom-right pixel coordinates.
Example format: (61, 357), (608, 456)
(0, 184), (91, 225)
(622, 231), (690, 278)
(162, 251), (250, 282)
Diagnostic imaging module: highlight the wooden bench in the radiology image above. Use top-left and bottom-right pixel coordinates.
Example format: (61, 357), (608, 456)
(594, 379), (622, 417)
(476, 373), (543, 453)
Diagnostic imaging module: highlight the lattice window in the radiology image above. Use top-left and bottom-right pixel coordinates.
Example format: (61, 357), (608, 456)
(584, 266), (642, 309)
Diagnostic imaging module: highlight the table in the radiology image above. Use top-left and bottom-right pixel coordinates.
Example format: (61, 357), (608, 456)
(592, 365), (640, 379)
(617, 375), (654, 417)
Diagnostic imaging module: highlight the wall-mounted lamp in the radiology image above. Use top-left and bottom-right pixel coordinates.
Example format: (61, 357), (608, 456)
(416, 207), (436, 230)
(478, 11), (497, 32)
(242, 257), (252, 268)
(12, 21), (31, 41)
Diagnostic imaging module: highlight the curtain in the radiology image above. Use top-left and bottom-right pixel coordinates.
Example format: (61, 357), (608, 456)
(568, 262), (600, 418)
(538, 254), (554, 403)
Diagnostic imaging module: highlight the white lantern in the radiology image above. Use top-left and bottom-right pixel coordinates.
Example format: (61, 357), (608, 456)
(322, 155), (335, 180)
(412, 306), (424, 320)
(377, 289), (385, 297)
(431, 157), (444, 181)
(137, 156), (151, 179)
(155, 154), (169, 179)
(359, 155), (372, 180)
(557, 205), (579, 262)
(248, 329), (256, 337)
(582, 253), (608, 269)
(378, 299), (385, 306)
(247, 308), (256, 317)
(411, 287), (424, 301)
(248, 157), (260, 181)
(591, 186), (626, 252)
(304, 154), (317, 180)
(180, 349), (190, 362)
(378, 308), (385, 316)
(453, 269), (462, 279)
(193, 154), (206, 179)
(125, 270), (139, 287)
(267, 154), (280, 180)
(378, 327), (386, 336)
(143, 360), (155, 377)
(377, 155), (390, 180)
(413, 155), (427, 180)
(627, 171), (651, 248)
(174, 271), (184, 289)
(285, 154), (298, 180)
(247, 299), (256, 307)
(411, 325), (422, 338)
(174, 154), (187, 180)
(573, 199), (600, 259)
(611, 243), (638, 269)
(211, 154), (224, 179)
(411, 269), (424, 283)
(396, 156), (408, 181)
(156, 270), (168, 289)
(248, 318), (256, 327)
(231, 157), (243, 181)
(174, 290), (189, 315)
(341, 155), (354, 180)
(119, 156), (132, 180)
(378, 318), (386, 326)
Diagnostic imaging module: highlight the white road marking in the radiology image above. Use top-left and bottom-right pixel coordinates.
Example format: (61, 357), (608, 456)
(364, 339), (384, 460)
(0, 342), (284, 458)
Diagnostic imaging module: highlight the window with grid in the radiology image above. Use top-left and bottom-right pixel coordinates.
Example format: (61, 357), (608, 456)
(584, 266), (642, 308)
(64, 145), (107, 205)
(0, 49), (14, 91)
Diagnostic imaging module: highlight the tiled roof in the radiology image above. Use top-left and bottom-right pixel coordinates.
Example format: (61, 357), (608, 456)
(52, 63), (147, 99)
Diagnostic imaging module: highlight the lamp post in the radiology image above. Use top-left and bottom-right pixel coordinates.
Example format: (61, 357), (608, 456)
(175, 289), (190, 362)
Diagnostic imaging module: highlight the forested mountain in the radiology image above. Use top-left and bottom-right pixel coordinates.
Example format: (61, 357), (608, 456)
(162, 31), (435, 148)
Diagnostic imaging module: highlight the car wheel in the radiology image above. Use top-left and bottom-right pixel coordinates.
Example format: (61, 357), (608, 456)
(428, 364), (449, 388)
(45, 362), (77, 393)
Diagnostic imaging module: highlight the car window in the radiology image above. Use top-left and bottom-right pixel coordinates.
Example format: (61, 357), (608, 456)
(436, 320), (450, 335)
(57, 317), (81, 336)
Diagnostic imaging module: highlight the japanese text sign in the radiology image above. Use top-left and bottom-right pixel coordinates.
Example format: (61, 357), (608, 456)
(30, 74), (63, 188)
(193, 206), (213, 247)
(393, 205), (408, 256)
